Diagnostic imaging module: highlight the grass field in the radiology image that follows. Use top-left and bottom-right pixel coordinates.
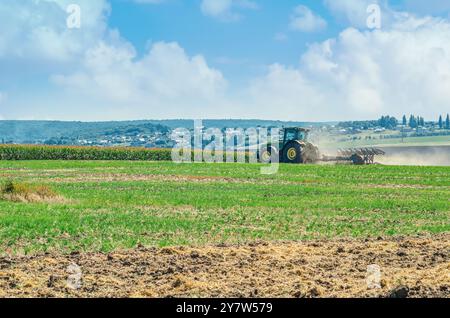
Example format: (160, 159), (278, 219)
(0, 160), (449, 254)
(0, 160), (449, 298)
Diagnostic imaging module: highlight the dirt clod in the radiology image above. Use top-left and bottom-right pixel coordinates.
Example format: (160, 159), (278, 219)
(389, 285), (409, 298)
(0, 234), (449, 298)
(47, 275), (57, 288)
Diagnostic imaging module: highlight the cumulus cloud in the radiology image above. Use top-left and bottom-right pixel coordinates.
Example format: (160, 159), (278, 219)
(0, 0), (109, 62)
(290, 5), (327, 32)
(53, 40), (227, 118)
(246, 15), (450, 120)
(323, 0), (395, 28)
(200, 0), (257, 21)
(0, 0), (229, 119)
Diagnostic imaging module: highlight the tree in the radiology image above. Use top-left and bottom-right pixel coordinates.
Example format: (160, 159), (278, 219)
(402, 115), (407, 126)
(439, 115), (443, 129)
(409, 115), (417, 128)
(378, 115), (398, 129)
(446, 114), (450, 129)
(419, 117), (425, 127)
(379, 116), (386, 128)
(389, 116), (398, 129)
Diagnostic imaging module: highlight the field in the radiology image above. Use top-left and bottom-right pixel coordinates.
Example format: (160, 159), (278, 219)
(0, 160), (449, 297)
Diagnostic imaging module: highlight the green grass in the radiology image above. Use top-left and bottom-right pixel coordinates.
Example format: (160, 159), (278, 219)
(0, 160), (449, 254)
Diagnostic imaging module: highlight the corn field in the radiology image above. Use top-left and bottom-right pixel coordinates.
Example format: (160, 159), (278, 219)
(0, 145), (173, 161)
(0, 145), (251, 162)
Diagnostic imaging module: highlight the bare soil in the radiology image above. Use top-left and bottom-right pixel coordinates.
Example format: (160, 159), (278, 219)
(0, 234), (448, 298)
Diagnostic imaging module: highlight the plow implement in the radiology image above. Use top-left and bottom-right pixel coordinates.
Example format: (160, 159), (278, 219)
(321, 148), (386, 165)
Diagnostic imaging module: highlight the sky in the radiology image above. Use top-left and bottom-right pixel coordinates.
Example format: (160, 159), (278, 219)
(0, 0), (450, 121)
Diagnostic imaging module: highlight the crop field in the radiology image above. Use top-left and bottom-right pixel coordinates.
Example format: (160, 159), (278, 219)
(0, 160), (449, 297)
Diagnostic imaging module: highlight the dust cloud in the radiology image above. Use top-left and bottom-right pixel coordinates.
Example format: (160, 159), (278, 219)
(379, 146), (450, 166)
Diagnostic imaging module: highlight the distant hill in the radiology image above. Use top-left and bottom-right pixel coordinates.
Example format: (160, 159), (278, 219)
(0, 120), (332, 145)
(0, 120), (171, 144)
(144, 119), (333, 129)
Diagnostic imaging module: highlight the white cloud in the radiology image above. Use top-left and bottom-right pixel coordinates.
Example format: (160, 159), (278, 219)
(0, 0), (109, 62)
(290, 5), (327, 32)
(0, 0), (229, 119)
(53, 41), (228, 118)
(200, 0), (257, 21)
(246, 15), (450, 120)
(324, 0), (393, 28)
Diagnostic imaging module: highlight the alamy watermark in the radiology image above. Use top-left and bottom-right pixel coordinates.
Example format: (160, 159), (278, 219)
(66, 4), (81, 29)
(367, 4), (382, 29)
(66, 263), (83, 290)
(64, 3), (381, 31)
(366, 264), (382, 289)
(171, 120), (280, 175)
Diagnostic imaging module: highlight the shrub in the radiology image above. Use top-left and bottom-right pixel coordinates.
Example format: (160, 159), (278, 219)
(1, 180), (62, 203)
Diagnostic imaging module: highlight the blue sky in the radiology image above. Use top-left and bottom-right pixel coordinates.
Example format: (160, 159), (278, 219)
(106, 0), (450, 77)
(109, 0), (338, 77)
(0, 0), (450, 121)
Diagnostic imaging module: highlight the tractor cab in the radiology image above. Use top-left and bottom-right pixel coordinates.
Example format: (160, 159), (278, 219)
(282, 127), (309, 145)
(259, 127), (318, 164)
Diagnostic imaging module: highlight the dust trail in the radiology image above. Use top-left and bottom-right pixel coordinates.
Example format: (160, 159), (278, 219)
(311, 130), (450, 166)
(379, 146), (450, 166)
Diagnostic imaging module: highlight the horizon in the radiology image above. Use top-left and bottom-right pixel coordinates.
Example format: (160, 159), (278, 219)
(0, 115), (446, 124)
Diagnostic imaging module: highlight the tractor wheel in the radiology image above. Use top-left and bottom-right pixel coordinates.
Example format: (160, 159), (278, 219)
(259, 146), (278, 163)
(350, 154), (365, 165)
(282, 141), (302, 164)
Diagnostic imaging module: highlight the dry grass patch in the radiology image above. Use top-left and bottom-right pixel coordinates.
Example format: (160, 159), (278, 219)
(0, 180), (66, 203)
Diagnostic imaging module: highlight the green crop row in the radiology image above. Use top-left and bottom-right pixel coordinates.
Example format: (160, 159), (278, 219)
(0, 145), (173, 161)
(0, 145), (251, 162)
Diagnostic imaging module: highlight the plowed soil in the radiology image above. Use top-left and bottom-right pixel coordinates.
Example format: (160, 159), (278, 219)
(1, 234), (449, 298)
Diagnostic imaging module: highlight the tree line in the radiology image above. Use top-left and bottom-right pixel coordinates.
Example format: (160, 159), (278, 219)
(438, 114), (450, 129)
(339, 114), (450, 130)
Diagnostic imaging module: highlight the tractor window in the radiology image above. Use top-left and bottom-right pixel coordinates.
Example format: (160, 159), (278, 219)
(298, 131), (306, 141)
(285, 131), (297, 142)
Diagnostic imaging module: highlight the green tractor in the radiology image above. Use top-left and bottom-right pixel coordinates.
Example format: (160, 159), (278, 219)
(258, 127), (320, 164)
(258, 127), (385, 165)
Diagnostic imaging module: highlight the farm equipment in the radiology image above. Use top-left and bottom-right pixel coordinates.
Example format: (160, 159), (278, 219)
(258, 127), (385, 165)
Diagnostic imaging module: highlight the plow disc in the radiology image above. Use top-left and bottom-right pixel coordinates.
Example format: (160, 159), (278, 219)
(322, 148), (386, 165)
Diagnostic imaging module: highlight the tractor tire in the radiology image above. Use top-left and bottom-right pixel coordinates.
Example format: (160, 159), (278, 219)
(259, 145), (278, 163)
(350, 154), (365, 165)
(282, 141), (303, 164)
